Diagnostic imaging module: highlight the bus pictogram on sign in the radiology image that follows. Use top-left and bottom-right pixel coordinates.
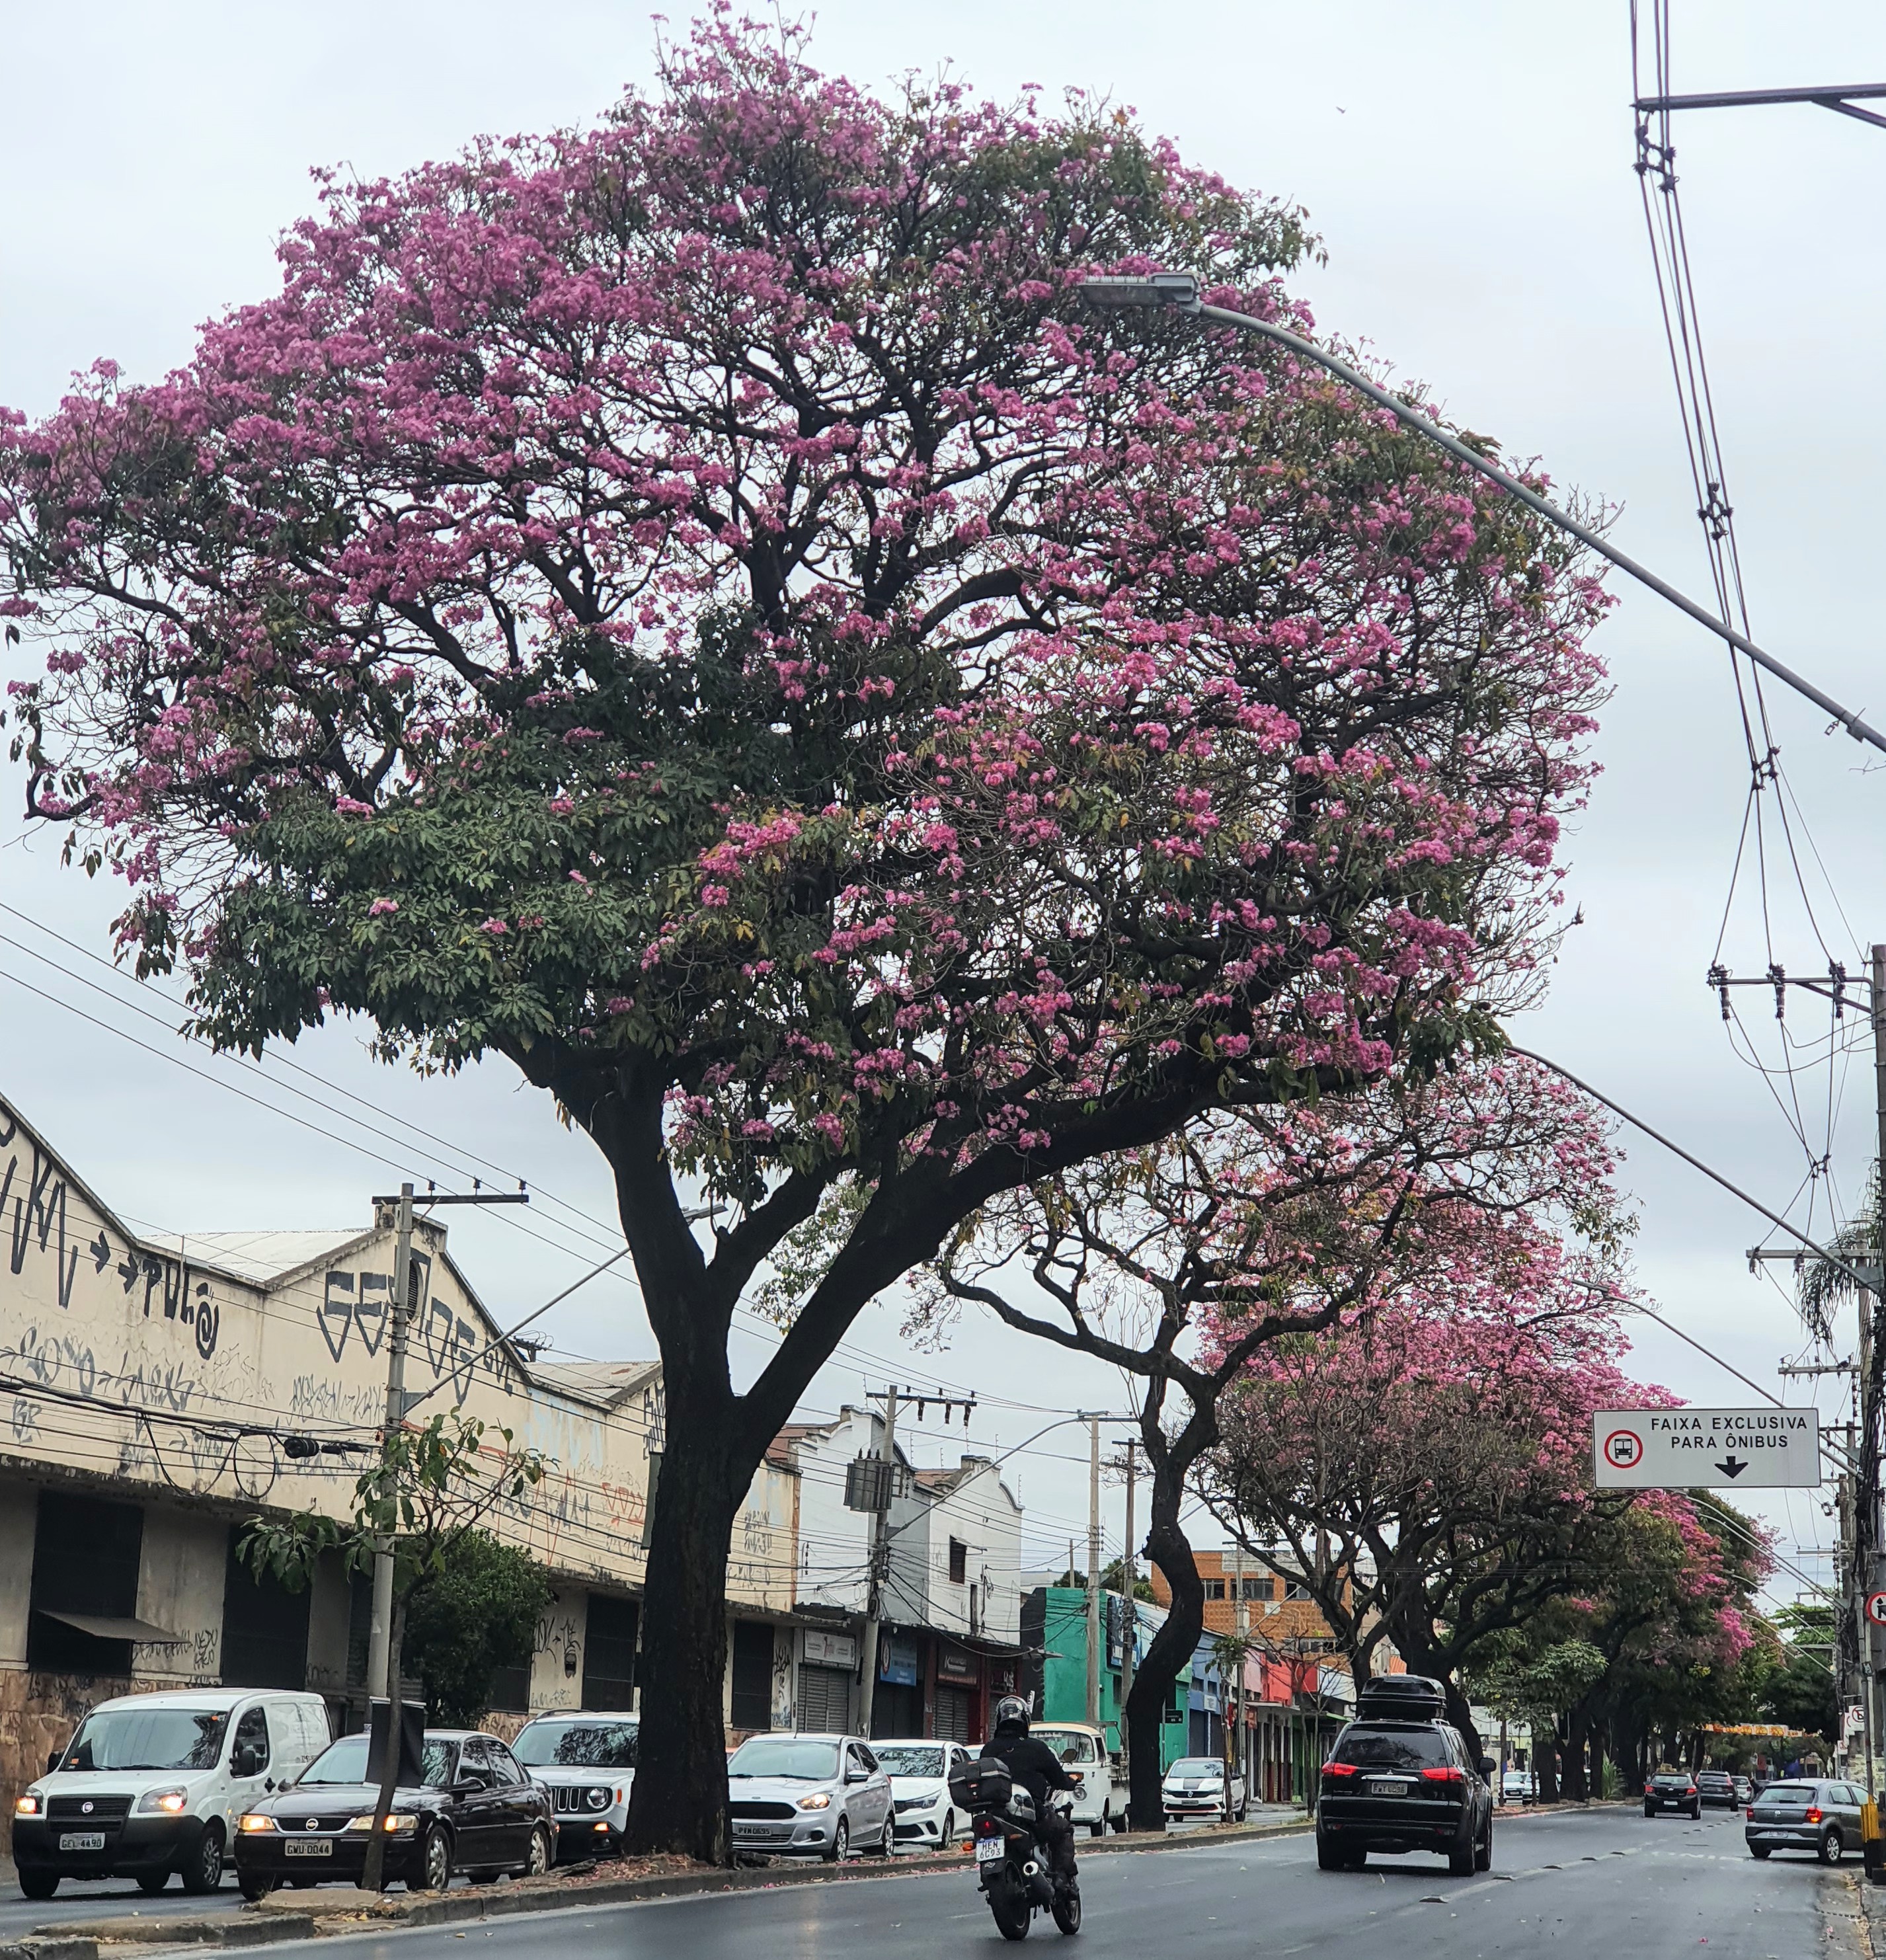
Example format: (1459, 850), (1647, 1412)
(1602, 1428), (1645, 1471)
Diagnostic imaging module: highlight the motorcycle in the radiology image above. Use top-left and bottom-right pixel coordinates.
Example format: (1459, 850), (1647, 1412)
(949, 1758), (1081, 1940)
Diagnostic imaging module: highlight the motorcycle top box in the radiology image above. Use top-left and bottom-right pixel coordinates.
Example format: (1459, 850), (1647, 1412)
(949, 1760), (1014, 1813)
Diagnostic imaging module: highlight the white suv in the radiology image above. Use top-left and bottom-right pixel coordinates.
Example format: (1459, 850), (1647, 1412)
(13, 1688), (331, 1899)
(511, 1711), (637, 1862)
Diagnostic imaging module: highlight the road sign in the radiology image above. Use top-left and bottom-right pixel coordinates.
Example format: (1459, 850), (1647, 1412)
(1591, 1407), (1820, 1489)
(1867, 1593), (1886, 1628)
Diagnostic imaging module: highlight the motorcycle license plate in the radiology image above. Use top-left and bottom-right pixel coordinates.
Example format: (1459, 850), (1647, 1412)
(284, 1840), (334, 1857)
(59, 1832), (106, 1852)
(975, 1838), (1005, 1864)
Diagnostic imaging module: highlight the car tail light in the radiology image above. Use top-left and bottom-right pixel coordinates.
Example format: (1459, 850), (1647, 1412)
(1806, 1807), (1823, 1824)
(1321, 1762), (1358, 1781)
(1421, 1767), (1466, 1784)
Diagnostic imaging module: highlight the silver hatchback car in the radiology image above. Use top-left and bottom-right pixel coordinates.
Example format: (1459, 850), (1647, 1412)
(727, 1733), (894, 1861)
(1746, 1778), (1867, 1863)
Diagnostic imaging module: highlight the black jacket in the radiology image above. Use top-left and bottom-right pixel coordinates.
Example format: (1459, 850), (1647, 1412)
(980, 1725), (1080, 1814)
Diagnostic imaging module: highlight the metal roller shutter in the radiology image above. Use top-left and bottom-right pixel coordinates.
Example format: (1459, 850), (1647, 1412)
(935, 1686), (971, 1743)
(797, 1663), (851, 1733)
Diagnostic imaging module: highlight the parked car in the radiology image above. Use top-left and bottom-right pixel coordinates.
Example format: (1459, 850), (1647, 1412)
(512, 1712), (637, 1862)
(1696, 1770), (1739, 1811)
(872, 1739), (978, 1852)
(725, 1733), (892, 1861)
(1161, 1756), (1247, 1826)
(12, 1687), (331, 1901)
(1315, 1702), (1495, 1875)
(1733, 1776), (1753, 1805)
(1643, 1770), (1700, 1819)
(1747, 1778), (1868, 1863)
(1499, 1770), (1537, 1803)
(1031, 1723), (1130, 1836)
(230, 1727), (553, 1899)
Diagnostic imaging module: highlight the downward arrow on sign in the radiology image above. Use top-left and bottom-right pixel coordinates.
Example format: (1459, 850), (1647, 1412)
(1715, 1457), (1748, 1479)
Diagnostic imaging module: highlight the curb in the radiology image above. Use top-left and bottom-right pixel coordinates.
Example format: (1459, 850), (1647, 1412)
(33, 1815), (1317, 1954)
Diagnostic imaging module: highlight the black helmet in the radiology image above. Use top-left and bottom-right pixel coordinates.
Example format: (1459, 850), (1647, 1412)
(994, 1696), (1031, 1731)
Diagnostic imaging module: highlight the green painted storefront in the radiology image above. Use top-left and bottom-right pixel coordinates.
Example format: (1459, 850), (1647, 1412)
(1021, 1586), (1191, 1774)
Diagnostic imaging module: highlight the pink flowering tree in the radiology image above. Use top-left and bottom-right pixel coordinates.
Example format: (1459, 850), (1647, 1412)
(0, 18), (1606, 1859)
(1204, 1274), (1661, 1763)
(927, 1055), (1623, 1823)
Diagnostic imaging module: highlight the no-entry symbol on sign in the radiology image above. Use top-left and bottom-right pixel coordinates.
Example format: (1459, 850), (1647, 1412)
(1602, 1428), (1645, 1471)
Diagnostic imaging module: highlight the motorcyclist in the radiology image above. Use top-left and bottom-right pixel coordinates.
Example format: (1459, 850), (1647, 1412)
(979, 1696), (1080, 1890)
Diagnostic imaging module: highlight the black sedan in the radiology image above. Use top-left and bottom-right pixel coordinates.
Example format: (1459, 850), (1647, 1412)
(232, 1729), (553, 1899)
(1643, 1770), (1700, 1819)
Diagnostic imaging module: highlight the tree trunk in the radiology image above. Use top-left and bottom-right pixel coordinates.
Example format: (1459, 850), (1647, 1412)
(1536, 1728), (1559, 1803)
(623, 1384), (744, 1863)
(1587, 1720), (1606, 1803)
(1124, 1451), (1207, 1832)
(1561, 1711), (1587, 1802)
(1439, 1676), (1485, 1771)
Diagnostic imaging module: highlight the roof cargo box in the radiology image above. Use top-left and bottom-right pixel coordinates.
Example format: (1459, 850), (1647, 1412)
(1355, 1674), (1448, 1719)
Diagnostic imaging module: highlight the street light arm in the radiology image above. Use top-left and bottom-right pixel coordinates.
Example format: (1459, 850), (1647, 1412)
(1076, 276), (1886, 758)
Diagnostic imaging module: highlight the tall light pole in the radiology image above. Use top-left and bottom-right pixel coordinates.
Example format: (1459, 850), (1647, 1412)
(1075, 274), (1886, 760)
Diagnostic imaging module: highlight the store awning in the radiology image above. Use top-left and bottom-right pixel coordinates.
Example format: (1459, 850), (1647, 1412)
(36, 1610), (184, 1643)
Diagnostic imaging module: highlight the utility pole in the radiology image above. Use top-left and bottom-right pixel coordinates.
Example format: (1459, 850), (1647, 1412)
(1866, 939), (1886, 1799)
(1234, 1537), (1249, 1797)
(1119, 1442), (1137, 1775)
(366, 1184), (416, 1701)
(857, 1386), (900, 1740)
(1087, 1413), (1102, 1728)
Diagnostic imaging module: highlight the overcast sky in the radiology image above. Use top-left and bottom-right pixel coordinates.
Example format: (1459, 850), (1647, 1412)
(4, 0), (1884, 1599)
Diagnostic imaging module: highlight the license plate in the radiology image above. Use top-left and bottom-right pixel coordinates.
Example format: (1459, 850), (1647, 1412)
(1368, 1780), (1407, 1798)
(284, 1839), (334, 1858)
(59, 1832), (106, 1852)
(732, 1823), (771, 1838)
(976, 1838), (1005, 1864)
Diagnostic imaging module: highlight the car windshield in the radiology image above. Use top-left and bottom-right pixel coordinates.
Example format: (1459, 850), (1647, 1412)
(59, 1707), (229, 1773)
(513, 1720), (639, 1769)
(1033, 1730), (1101, 1764)
(1169, 1759), (1224, 1779)
(1333, 1729), (1450, 1771)
(298, 1735), (456, 1788)
(873, 1746), (946, 1778)
(727, 1739), (839, 1781)
(1653, 1773), (1694, 1786)
(1698, 1772), (1731, 1782)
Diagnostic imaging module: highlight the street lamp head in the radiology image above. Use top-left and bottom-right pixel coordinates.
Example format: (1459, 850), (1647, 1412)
(1077, 272), (1200, 313)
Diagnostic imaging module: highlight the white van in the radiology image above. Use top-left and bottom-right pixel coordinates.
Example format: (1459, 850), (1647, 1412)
(1026, 1723), (1128, 1838)
(12, 1687), (332, 1899)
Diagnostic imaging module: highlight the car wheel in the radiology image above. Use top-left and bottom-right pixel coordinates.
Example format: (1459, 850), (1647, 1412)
(414, 1823), (453, 1891)
(1643, 1804), (1655, 1818)
(1750, 1844), (1771, 1860)
(239, 1872), (278, 1902)
(18, 1871), (58, 1901)
(523, 1824), (552, 1879)
(941, 1809), (955, 1851)
(180, 1822), (225, 1895)
(865, 1815), (892, 1858)
(1688, 1803), (1700, 1820)
(137, 1872), (171, 1895)
(1820, 1827), (1844, 1865)
(1090, 1813), (1105, 1840)
(824, 1817), (849, 1864)
(1316, 1835), (1344, 1871)
(1447, 1827), (1475, 1878)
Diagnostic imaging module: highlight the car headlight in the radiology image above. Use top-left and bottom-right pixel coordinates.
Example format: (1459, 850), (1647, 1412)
(137, 1789), (190, 1814)
(586, 1786), (610, 1811)
(797, 1792), (833, 1811)
(348, 1813), (420, 1832)
(239, 1814), (278, 1834)
(15, 1792), (42, 1817)
(914, 1791), (941, 1809)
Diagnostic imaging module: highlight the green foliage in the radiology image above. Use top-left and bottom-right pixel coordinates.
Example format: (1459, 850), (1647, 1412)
(403, 1532), (555, 1727)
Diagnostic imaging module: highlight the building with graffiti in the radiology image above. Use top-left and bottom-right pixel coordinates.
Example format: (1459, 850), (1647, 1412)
(0, 1093), (799, 1840)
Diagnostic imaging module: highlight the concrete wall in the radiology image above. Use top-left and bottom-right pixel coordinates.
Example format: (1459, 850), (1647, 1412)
(529, 1586), (588, 1712)
(134, 1509), (227, 1684)
(790, 1409), (877, 1616)
(888, 1458), (1022, 1643)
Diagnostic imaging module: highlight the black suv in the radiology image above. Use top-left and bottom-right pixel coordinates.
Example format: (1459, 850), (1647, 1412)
(1316, 1677), (1495, 1876)
(1643, 1770), (1700, 1818)
(1696, 1770), (1739, 1811)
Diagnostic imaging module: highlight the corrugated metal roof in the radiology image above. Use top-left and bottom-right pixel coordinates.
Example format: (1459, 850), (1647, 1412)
(141, 1228), (368, 1284)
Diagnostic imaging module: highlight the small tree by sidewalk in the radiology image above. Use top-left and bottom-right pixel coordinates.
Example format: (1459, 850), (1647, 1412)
(239, 1413), (545, 1891)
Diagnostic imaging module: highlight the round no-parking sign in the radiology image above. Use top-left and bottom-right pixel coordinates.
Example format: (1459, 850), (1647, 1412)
(1602, 1428), (1645, 1471)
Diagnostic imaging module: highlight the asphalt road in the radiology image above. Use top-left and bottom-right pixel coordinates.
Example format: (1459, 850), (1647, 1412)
(7, 1805), (1856, 1958)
